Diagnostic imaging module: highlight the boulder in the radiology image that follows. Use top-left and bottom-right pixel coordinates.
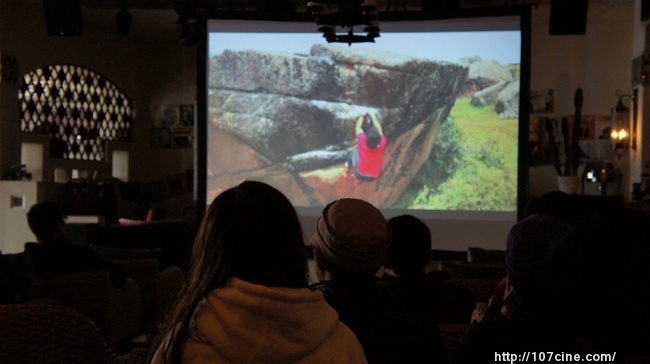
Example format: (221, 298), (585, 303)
(207, 44), (468, 207)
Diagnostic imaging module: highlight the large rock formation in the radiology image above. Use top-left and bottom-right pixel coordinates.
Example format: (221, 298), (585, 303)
(460, 57), (520, 119)
(207, 44), (468, 207)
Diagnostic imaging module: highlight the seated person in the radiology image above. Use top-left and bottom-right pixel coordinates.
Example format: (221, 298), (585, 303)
(522, 191), (584, 222)
(19, 202), (126, 287)
(538, 208), (650, 362)
(458, 214), (580, 363)
(379, 214), (476, 324)
(310, 198), (447, 364)
(151, 181), (365, 363)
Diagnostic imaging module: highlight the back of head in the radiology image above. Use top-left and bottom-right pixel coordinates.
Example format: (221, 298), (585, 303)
(505, 214), (570, 297)
(523, 191), (581, 222)
(365, 127), (381, 149)
(311, 198), (390, 277)
(26, 202), (66, 241)
(156, 181), (308, 363)
(387, 215), (431, 276)
(540, 209), (650, 357)
(192, 180), (307, 290)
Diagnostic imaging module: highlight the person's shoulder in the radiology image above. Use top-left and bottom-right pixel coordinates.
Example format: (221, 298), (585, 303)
(0, 250), (27, 269)
(41, 238), (75, 247)
(424, 270), (452, 283)
(23, 242), (38, 249)
(21, 242), (41, 257)
(380, 272), (449, 289)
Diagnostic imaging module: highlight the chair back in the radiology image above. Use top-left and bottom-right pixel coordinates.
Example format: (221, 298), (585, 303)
(29, 270), (141, 347)
(0, 303), (120, 364)
(115, 259), (184, 330)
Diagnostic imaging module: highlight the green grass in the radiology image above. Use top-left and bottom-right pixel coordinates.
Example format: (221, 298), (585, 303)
(395, 97), (518, 211)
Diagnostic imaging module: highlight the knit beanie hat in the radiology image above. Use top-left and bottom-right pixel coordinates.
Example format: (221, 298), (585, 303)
(311, 198), (390, 273)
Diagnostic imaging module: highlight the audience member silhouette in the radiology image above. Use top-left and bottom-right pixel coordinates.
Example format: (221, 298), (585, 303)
(539, 208), (650, 362)
(524, 190), (625, 223)
(379, 214), (476, 324)
(20, 201), (126, 287)
(523, 191), (583, 222)
(458, 214), (578, 362)
(151, 181), (366, 364)
(309, 199), (448, 364)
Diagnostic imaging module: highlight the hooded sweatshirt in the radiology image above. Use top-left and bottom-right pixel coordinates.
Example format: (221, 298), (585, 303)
(153, 277), (366, 364)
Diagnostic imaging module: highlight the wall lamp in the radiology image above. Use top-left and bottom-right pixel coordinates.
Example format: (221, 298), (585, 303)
(611, 90), (634, 159)
(306, 0), (380, 45)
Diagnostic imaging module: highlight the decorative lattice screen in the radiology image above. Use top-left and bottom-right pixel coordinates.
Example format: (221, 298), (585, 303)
(18, 64), (132, 161)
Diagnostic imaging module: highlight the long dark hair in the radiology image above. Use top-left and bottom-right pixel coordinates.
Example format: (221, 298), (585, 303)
(151, 180), (308, 363)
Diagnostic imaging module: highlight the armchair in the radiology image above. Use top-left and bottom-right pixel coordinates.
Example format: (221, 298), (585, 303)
(115, 258), (184, 335)
(0, 303), (148, 364)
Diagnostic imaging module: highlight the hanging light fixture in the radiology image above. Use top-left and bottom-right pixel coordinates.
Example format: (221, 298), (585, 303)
(611, 90), (632, 159)
(306, 1), (380, 45)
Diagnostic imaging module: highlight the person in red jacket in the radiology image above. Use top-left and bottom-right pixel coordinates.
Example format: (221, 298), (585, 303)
(346, 112), (387, 181)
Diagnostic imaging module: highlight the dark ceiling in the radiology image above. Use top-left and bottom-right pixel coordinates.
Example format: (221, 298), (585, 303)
(79, 0), (545, 13)
(23, 0), (547, 43)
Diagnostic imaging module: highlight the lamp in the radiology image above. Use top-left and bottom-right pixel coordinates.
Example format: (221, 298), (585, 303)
(582, 159), (617, 196)
(610, 90), (632, 159)
(306, 1), (380, 45)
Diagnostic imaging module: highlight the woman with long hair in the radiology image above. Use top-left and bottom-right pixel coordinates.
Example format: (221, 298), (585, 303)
(150, 180), (365, 364)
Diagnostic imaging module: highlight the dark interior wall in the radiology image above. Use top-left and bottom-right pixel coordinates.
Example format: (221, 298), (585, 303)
(0, 0), (195, 217)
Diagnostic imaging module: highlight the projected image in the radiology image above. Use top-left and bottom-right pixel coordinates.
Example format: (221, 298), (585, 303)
(207, 21), (521, 212)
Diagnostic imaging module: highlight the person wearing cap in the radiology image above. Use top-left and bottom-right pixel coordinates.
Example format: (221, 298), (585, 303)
(18, 201), (127, 287)
(310, 198), (448, 364)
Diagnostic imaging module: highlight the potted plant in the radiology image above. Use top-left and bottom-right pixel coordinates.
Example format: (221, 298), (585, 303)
(545, 88), (583, 194)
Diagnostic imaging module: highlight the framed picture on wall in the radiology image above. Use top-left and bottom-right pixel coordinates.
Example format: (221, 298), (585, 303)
(172, 127), (192, 149)
(180, 104), (194, 126)
(161, 107), (178, 127)
(565, 114), (596, 140)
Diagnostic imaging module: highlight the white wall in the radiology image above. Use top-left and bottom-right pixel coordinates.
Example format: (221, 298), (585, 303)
(0, 181), (39, 253)
(528, 1), (637, 198)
